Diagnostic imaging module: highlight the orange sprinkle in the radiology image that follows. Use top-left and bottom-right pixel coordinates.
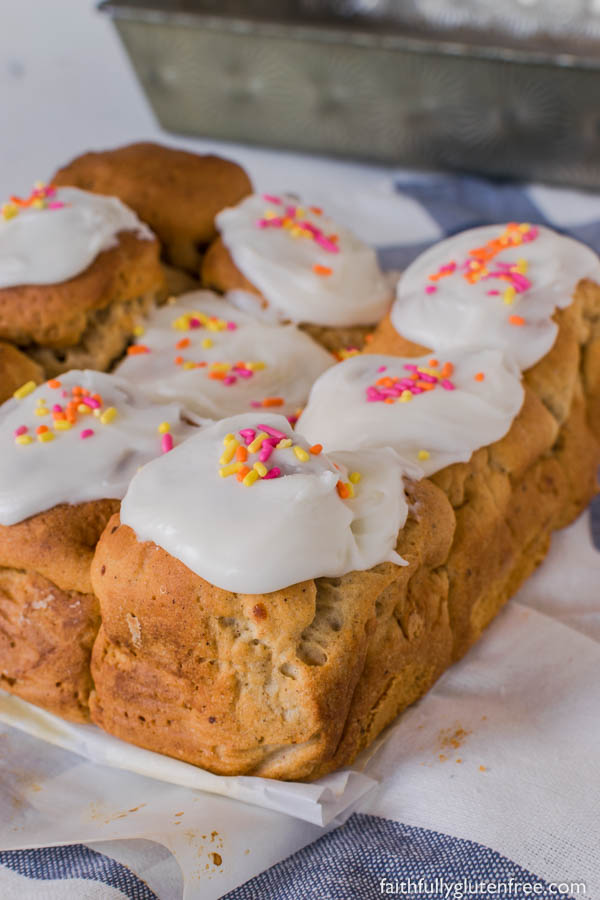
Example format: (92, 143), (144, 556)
(235, 446), (248, 462)
(236, 465), (250, 482)
(262, 397), (284, 407)
(309, 206), (322, 215)
(384, 397), (396, 404)
(174, 356), (183, 366)
(456, 758), (463, 764)
(428, 359), (439, 368)
(92, 394), (102, 405)
(127, 344), (150, 355)
(36, 425), (48, 435)
(197, 361), (207, 367)
(176, 337), (190, 350)
(509, 315), (526, 326)
(474, 372), (485, 382)
(209, 371), (226, 380)
(440, 362), (454, 378)
(47, 379), (61, 389)
(327, 234), (339, 244)
(479, 765), (487, 772)
(309, 444), (323, 455)
(313, 264), (333, 277)
(72, 385), (84, 395)
(52, 411), (65, 421)
(336, 481), (351, 499)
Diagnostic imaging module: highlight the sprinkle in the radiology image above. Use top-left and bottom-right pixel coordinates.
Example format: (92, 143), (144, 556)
(34, 407), (49, 417)
(100, 407), (117, 425)
(253, 461), (268, 477)
(174, 356), (183, 366)
(262, 397), (284, 407)
(35, 425), (48, 435)
(77, 404), (91, 415)
(161, 433), (174, 453)
(47, 379), (61, 389)
(82, 396), (100, 409)
(176, 338), (190, 350)
(13, 381), (36, 400)
(38, 431), (55, 443)
(220, 439), (239, 464)
(236, 445), (248, 462)
(349, 472), (361, 484)
(158, 421), (171, 434)
(276, 438), (293, 449)
(127, 345), (150, 355)
(239, 428), (256, 445)
(15, 434), (33, 445)
(220, 462), (242, 477)
(474, 372), (485, 382)
(263, 193), (282, 204)
(509, 315), (526, 326)
(248, 432), (268, 454)
(243, 470), (260, 487)
(336, 481), (351, 499)
(80, 429), (94, 439)
(309, 444), (323, 455)
(202, 338), (213, 349)
(425, 285), (437, 294)
(258, 424), (287, 441)
(313, 264), (333, 276)
(293, 445), (309, 462)
(14, 425), (28, 437)
(54, 420), (72, 431)
(418, 450), (430, 460)
(263, 467), (281, 479)
(236, 465), (251, 482)
(133, 325), (146, 337)
(503, 286), (516, 305)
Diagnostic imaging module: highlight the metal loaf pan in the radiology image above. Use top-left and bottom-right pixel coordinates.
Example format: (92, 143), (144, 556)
(99, 0), (600, 187)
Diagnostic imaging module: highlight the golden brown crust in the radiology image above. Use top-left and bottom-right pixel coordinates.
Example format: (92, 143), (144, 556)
(0, 342), (44, 403)
(53, 143), (253, 273)
(0, 499), (119, 721)
(201, 237), (375, 354)
(0, 231), (164, 350)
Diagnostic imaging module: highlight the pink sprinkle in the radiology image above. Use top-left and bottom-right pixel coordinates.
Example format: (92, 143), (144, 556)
(314, 234), (340, 254)
(161, 433), (174, 453)
(223, 375), (237, 386)
(257, 217), (283, 229)
(259, 443), (275, 462)
(441, 379), (455, 391)
(262, 194), (281, 204)
(189, 318), (202, 329)
(45, 186), (56, 197)
(250, 401), (262, 408)
(403, 364), (418, 372)
(258, 424), (287, 440)
(511, 273), (531, 292)
(417, 371), (437, 384)
(284, 205), (297, 218)
(425, 285), (437, 294)
(377, 365), (387, 373)
(226, 321), (237, 330)
(411, 386), (424, 395)
(82, 397), (100, 409)
(236, 368), (253, 379)
(52, 404), (63, 413)
(239, 428), (256, 444)
(80, 429), (94, 440)
(487, 290), (500, 296)
(14, 425), (28, 436)
(263, 467), (281, 479)
(48, 201), (65, 209)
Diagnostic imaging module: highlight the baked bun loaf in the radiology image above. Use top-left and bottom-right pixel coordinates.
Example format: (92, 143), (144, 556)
(53, 143), (253, 273)
(0, 342), (43, 404)
(201, 193), (391, 354)
(0, 370), (198, 720)
(0, 185), (165, 377)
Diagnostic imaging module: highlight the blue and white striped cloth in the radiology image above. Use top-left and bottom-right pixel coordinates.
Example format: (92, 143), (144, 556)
(2, 172), (600, 899)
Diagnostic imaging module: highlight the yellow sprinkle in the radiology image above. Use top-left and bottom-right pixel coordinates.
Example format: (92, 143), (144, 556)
(518, 222), (531, 232)
(31, 198), (45, 209)
(296, 207), (306, 218)
(13, 380), (37, 400)
(100, 407), (117, 425)
(290, 225), (304, 238)
(172, 317), (188, 331)
(133, 325), (145, 337)
(202, 338), (213, 349)
(515, 258), (528, 274)
(503, 286), (516, 305)
(15, 434), (33, 445)
(346, 482), (355, 498)
(2, 203), (18, 220)
(419, 367), (439, 377)
(77, 403), (91, 414)
(399, 390), (413, 402)
(253, 461), (267, 477)
(38, 431), (55, 443)
(54, 420), (72, 431)
(34, 180), (46, 189)
(224, 433), (235, 443)
(220, 439), (240, 464)
(264, 209), (276, 219)
(418, 450), (430, 461)
(210, 362), (229, 372)
(219, 462), (242, 477)
(158, 421), (171, 434)
(243, 469), (260, 487)
(293, 445), (309, 462)
(248, 432), (268, 454)
(246, 361), (266, 371)
(349, 471), (361, 484)
(34, 407), (49, 417)
(36, 396), (46, 406)
(276, 438), (293, 449)
(183, 361), (196, 370)
(93, 408), (102, 418)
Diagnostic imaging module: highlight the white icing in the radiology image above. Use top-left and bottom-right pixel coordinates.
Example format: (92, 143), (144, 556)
(216, 193), (392, 327)
(115, 291), (334, 419)
(298, 350), (524, 476)
(120, 412), (410, 594)
(0, 186), (154, 288)
(391, 224), (600, 371)
(0, 370), (198, 526)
